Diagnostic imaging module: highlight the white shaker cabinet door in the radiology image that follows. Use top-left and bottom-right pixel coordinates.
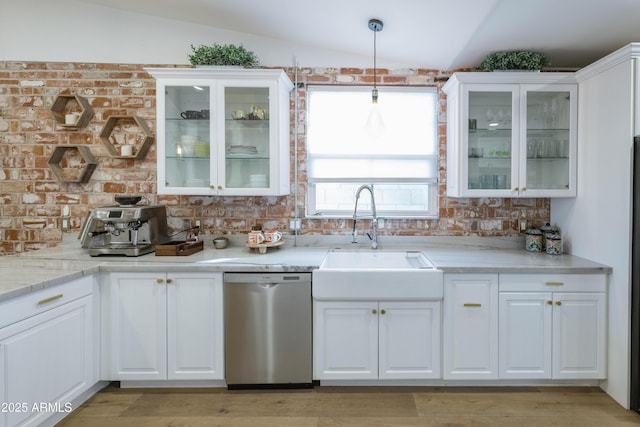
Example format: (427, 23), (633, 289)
(379, 301), (441, 379)
(0, 294), (93, 427)
(314, 301), (378, 380)
(443, 274), (498, 379)
(167, 272), (224, 380)
(499, 292), (552, 379)
(552, 292), (606, 379)
(110, 272), (167, 380)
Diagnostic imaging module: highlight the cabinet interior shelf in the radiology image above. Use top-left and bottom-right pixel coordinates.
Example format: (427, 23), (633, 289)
(166, 155), (270, 160)
(226, 155), (269, 160)
(168, 156), (210, 160)
(469, 156), (569, 160)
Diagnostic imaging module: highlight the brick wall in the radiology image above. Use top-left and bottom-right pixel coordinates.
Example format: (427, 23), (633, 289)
(0, 61), (549, 254)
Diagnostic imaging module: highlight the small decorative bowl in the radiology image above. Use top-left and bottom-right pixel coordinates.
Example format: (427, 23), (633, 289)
(213, 237), (229, 249)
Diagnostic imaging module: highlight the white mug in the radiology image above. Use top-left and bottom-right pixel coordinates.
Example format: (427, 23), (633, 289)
(263, 230), (282, 242)
(121, 145), (133, 156)
(65, 113), (80, 125)
(247, 231), (264, 244)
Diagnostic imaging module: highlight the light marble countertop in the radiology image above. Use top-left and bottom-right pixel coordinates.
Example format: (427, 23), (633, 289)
(0, 235), (611, 303)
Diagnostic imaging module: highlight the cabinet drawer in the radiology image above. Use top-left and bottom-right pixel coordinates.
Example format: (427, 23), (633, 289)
(0, 275), (94, 328)
(499, 273), (606, 293)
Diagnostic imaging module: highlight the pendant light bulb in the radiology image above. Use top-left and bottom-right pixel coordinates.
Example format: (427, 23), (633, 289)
(365, 102), (384, 137)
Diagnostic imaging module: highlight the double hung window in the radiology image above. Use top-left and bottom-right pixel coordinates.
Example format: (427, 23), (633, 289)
(307, 86), (439, 217)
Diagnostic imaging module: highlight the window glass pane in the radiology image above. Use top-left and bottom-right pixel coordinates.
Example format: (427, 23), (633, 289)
(307, 86), (438, 217)
(312, 183), (432, 215)
(308, 88), (437, 156)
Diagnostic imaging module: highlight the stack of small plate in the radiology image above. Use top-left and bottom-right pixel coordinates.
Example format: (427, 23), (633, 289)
(228, 145), (257, 156)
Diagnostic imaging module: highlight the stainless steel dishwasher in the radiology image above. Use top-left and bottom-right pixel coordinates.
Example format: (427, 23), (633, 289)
(223, 272), (313, 389)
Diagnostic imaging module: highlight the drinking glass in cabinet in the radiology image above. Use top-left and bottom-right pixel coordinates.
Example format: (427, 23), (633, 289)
(527, 91), (571, 130)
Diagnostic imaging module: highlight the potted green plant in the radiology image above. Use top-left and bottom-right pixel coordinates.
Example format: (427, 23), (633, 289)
(187, 43), (260, 68)
(477, 50), (549, 71)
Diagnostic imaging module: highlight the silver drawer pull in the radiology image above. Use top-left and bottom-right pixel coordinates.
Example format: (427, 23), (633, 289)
(463, 303), (482, 307)
(545, 281), (564, 286)
(38, 294), (63, 305)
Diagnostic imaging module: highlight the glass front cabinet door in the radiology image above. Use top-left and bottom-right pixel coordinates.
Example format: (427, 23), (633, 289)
(146, 68), (293, 195)
(443, 72), (577, 198)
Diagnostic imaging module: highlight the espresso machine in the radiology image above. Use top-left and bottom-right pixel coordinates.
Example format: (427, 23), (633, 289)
(80, 201), (171, 257)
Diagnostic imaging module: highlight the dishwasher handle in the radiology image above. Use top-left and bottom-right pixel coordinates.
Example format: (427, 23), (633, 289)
(224, 273), (311, 284)
(258, 283), (279, 289)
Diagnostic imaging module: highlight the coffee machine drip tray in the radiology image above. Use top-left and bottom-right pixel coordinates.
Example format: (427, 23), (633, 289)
(87, 243), (154, 257)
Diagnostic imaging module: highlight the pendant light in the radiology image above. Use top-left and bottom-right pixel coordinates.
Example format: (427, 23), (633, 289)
(365, 18), (384, 137)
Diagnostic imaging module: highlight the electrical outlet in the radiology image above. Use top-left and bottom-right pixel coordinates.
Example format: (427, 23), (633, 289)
(194, 218), (201, 229)
(61, 217), (70, 231)
(519, 219), (527, 232)
(289, 218), (302, 231)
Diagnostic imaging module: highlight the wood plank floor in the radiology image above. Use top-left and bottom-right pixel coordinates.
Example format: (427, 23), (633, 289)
(57, 384), (640, 426)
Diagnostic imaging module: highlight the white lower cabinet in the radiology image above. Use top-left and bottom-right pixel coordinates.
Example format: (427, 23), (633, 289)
(0, 276), (95, 427)
(314, 300), (440, 380)
(499, 274), (607, 379)
(109, 272), (224, 381)
(443, 274), (499, 379)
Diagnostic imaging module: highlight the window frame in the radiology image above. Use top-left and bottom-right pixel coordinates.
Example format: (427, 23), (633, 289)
(305, 85), (440, 219)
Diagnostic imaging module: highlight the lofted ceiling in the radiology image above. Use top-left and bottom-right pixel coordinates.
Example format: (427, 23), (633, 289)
(76, 0), (640, 70)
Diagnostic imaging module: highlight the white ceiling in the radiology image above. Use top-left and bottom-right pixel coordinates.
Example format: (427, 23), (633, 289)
(76, 0), (640, 70)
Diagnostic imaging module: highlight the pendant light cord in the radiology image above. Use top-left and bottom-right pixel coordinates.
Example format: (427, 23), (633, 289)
(369, 18), (383, 104)
(373, 26), (377, 93)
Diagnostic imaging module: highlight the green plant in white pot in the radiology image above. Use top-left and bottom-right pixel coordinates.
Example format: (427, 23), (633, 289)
(188, 43), (260, 68)
(478, 50), (549, 71)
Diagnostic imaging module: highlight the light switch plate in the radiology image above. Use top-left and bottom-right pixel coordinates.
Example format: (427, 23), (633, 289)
(289, 218), (302, 231)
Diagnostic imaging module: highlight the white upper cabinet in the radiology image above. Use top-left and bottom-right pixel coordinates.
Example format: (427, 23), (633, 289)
(146, 68), (293, 196)
(443, 72), (577, 198)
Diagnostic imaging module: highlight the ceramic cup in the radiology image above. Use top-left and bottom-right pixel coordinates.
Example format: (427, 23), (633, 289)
(263, 230), (282, 243)
(247, 230), (265, 244)
(121, 145), (133, 156)
(180, 110), (201, 119)
(65, 112), (80, 125)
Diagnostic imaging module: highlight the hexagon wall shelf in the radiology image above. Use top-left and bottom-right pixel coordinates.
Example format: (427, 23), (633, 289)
(99, 115), (154, 159)
(50, 94), (94, 129)
(47, 145), (98, 183)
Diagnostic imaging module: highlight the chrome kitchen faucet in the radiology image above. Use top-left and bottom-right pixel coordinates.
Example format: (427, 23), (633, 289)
(352, 184), (378, 249)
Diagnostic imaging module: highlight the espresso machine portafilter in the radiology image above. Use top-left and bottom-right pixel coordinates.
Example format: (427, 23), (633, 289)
(79, 204), (171, 256)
